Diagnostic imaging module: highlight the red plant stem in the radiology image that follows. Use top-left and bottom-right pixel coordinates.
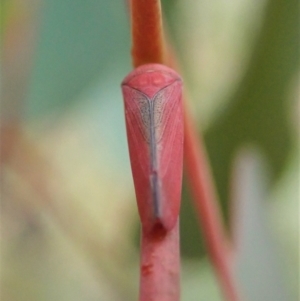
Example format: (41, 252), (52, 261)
(184, 108), (241, 301)
(130, 0), (165, 67)
(129, 1), (181, 300)
(139, 222), (180, 301)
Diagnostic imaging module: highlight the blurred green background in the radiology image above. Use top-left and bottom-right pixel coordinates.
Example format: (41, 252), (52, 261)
(1, 0), (299, 300)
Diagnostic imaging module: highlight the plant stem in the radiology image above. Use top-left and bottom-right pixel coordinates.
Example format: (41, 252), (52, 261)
(139, 221), (180, 301)
(129, 1), (181, 300)
(130, 0), (165, 67)
(183, 108), (241, 301)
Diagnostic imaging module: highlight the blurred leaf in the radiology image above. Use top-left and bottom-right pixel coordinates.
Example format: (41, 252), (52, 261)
(205, 0), (299, 218)
(2, 216), (122, 301)
(269, 149), (300, 298)
(231, 147), (293, 301)
(25, 0), (130, 118)
(181, 259), (222, 301)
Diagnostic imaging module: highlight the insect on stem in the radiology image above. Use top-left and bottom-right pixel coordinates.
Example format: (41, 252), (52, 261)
(121, 63), (184, 233)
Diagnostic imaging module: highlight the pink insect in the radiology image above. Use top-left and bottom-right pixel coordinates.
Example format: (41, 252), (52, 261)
(121, 64), (184, 233)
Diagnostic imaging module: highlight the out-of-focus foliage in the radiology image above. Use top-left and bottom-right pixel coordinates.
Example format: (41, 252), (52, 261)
(25, 0), (130, 117)
(205, 0), (299, 217)
(1, 0), (299, 300)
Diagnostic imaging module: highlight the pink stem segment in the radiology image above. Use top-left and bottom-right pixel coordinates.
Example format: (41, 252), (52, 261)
(130, 0), (165, 67)
(139, 221), (180, 301)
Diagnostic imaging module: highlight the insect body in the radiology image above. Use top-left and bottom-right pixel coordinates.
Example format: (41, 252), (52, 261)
(121, 64), (183, 233)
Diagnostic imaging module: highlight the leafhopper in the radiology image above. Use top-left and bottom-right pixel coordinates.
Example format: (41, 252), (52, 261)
(122, 64), (183, 233)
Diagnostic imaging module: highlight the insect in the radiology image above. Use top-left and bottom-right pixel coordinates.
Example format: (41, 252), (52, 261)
(121, 64), (183, 233)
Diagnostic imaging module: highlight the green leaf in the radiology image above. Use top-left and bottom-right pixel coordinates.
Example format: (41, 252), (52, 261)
(205, 0), (299, 219)
(25, 0), (130, 118)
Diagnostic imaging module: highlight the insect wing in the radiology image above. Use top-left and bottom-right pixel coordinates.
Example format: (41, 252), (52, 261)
(121, 64), (183, 233)
(153, 81), (183, 231)
(122, 85), (154, 230)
